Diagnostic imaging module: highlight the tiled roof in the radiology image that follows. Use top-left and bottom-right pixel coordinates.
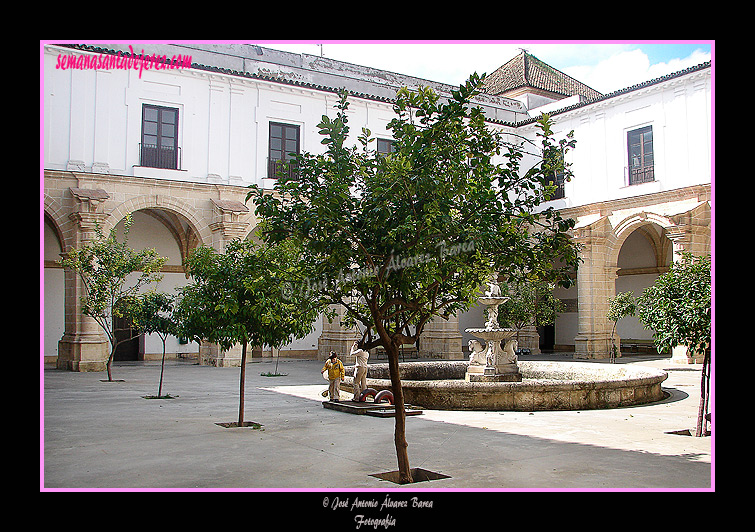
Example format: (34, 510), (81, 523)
(514, 60), (712, 125)
(53, 44), (709, 128)
(483, 51), (603, 101)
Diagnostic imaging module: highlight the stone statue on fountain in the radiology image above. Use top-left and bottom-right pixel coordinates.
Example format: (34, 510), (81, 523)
(465, 274), (522, 382)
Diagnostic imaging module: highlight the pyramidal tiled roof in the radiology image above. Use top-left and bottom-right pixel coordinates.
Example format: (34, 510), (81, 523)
(483, 51), (603, 101)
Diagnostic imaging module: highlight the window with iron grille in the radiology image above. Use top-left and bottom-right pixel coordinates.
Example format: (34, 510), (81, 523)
(268, 122), (300, 179)
(140, 104), (179, 169)
(544, 171), (566, 200)
(627, 125), (654, 185)
(544, 148), (566, 200)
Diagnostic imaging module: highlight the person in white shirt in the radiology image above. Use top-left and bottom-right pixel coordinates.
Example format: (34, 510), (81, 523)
(351, 341), (370, 401)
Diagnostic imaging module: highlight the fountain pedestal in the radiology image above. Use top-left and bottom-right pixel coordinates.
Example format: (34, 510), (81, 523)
(465, 329), (522, 382)
(465, 282), (522, 383)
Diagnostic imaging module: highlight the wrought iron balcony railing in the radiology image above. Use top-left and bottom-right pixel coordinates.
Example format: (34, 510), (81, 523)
(544, 172), (565, 200)
(268, 158), (299, 180)
(628, 164), (655, 185)
(139, 143), (181, 170)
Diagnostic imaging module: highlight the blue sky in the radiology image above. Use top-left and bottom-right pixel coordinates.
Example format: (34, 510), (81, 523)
(258, 41), (713, 95)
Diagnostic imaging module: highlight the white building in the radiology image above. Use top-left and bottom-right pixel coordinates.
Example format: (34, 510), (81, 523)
(42, 43), (711, 370)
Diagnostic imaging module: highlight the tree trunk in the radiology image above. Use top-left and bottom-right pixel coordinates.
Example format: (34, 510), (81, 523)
(385, 340), (413, 484)
(158, 338), (166, 397)
(238, 340), (248, 426)
(106, 347), (115, 381)
(695, 347), (711, 437)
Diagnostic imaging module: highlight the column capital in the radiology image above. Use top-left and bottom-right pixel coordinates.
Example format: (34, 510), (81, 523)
(68, 188), (110, 231)
(666, 223), (707, 260)
(70, 187), (109, 212)
(665, 224), (689, 242)
(68, 211), (109, 232)
(209, 198), (251, 242)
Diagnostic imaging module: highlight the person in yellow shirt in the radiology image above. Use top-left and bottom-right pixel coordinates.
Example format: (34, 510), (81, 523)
(321, 352), (345, 401)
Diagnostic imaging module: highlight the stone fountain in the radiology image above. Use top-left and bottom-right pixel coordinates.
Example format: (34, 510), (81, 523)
(465, 276), (522, 382)
(339, 278), (668, 412)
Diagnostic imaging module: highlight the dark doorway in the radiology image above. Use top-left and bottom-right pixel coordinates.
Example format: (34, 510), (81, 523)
(538, 325), (555, 351)
(113, 315), (140, 361)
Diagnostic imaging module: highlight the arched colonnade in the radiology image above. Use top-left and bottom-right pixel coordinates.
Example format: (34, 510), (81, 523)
(43, 171), (711, 370)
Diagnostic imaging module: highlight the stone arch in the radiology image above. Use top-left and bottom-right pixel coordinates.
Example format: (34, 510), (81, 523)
(44, 193), (74, 255)
(609, 212), (676, 271)
(609, 211), (678, 352)
(98, 195), (211, 362)
(103, 194), (212, 251)
(43, 195), (69, 361)
(618, 225), (672, 271)
(245, 224), (264, 245)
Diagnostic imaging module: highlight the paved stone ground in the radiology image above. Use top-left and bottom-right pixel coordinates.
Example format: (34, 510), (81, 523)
(42, 353), (713, 495)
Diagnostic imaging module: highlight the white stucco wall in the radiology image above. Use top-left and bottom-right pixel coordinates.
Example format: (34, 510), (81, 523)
(43, 45), (403, 188)
(527, 67), (711, 211)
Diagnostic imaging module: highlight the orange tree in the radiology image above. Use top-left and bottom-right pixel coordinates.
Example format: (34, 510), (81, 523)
(247, 75), (579, 482)
(128, 291), (177, 398)
(638, 252), (711, 436)
(176, 238), (320, 427)
(59, 214), (166, 382)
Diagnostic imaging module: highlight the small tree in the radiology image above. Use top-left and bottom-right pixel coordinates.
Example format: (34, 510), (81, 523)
(176, 238), (320, 427)
(129, 291), (177, 398)
(247, 77), (579, 482)
(59, 214), (166, 381)
(607, 291), (636, 363)
(637, 252), (711, 436)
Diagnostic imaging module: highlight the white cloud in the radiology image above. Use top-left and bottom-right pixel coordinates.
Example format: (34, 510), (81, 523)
(563, 48), (712, 94)
(645, 49), (712, 81)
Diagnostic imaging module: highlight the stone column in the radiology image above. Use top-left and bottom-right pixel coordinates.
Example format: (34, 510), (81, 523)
(199, 341), (243, 367)
(317, 305), (360, 363)
(667, 209), (711, 262)
(514, 325), (541, 355)
(200, 198), (250, 367)
(665, 213), (710, 364)
(419, 313), (463, 360)
(573, 221), (617, 359)
(57, 188), (111, 371)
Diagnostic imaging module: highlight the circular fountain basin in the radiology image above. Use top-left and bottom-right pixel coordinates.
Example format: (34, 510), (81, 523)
(343, 360), (668, 411)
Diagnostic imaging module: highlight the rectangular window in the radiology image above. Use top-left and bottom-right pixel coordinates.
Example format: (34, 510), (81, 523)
(627, 125), (654, 185)
(544, 171), (566, 200)
(268, 122), (300, 179)
(140, 104), (179, 169)
(544, 148), (566, 200)
(376, 138), (396, 157)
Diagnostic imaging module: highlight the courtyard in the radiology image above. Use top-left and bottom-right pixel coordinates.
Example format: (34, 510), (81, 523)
(41, 353), (712, 491)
